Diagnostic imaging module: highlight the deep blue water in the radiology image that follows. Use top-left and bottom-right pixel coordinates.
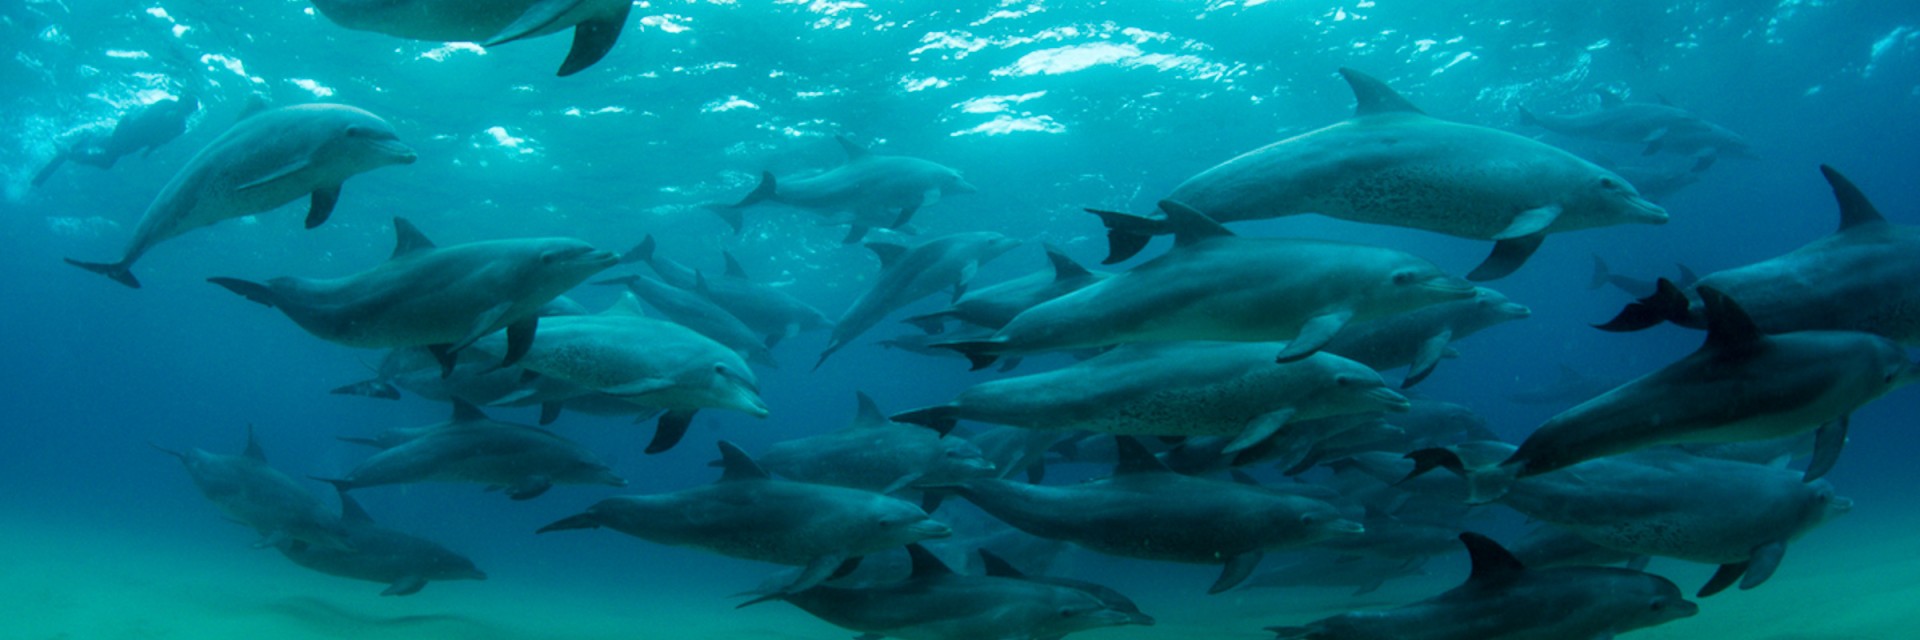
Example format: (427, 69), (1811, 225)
(5, 0), (1920, 637)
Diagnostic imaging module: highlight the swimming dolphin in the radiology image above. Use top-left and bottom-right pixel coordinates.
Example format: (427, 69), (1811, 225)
(1323, 287), (1532, 388)
(538, 441), (952, 593)
(1264, 532), (1697, 639)
(927, 437), (1364, 594)
(596, 273), (779, 368)
(209, 218), (616, 375)
(713, 135), (978, 241)
(902, 244), (1109, 334)
(1242, 553), (1430, 596)
(1507, 524), (1648, 571)
(1087, 68), (1666, 280)
(1588, 255), (1698, 298)
(33, 95), (199, 187)
(319, 400), (625, 500)
(1591, 153), (1711, 201)
(66, 104), (416, 288)
(817, 232), (1020, 369)
(974, 549), (1156, 627)
(1520, 91), (1754, 162)
(329, 343), (660, 426)
(153, 426), (353, 551)
(277, 489), (487, 596)
(755, 392), (996, 496)
(308, 0), (633, 76)
(939, 204), (1476, 368)
(622, 235), (833, 345)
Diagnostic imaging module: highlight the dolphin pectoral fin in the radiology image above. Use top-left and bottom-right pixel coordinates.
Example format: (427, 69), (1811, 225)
(920, 491), (947, 514)
(235, 159), (311, 191)
(1467, 234), (1546, 282)
(827, 556), (866, 582)
(842, 224), (873, 245)
(539, 402), (563, 425)
(427, 344), (457, 378)
(208, 277), (280, 307)
(381, 575), (428, 597)
(556, 1), (631, 76)
(1209, 551), (1263, 594)
(1698, 561), (1748, 597)
(484, 0), (589, 46)
(506, 476), (553, 500)
(1224, 409), (1295, 455)
(1275, 311), (1352, 363)
(892, 203), (921, 229)
(1494, 205), (1561, 241)
(788, 554), (850, 592)
(645, 409), (697, 454)
(1740, 542), (1787, 590)
(502, 315), (539, 369)
(1403, 329), (1454, 388)
(536, 513), (602, 534)
(952, 262), (979, 303)
(448, 303), (514, 359)
(1804, 416), (1849, 482)
(69, 258), (141, 288)
(306, 184), (341, 229)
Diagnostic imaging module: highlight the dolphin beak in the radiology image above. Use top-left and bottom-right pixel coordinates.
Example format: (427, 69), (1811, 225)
(1505, 303), (1533, 318)
(912, 520), (954, 539)
(1368, 387), (1412, 412)
(1129, 612), (1158, 626)
(947, 178), (979, 194)
(375, 139), (418, 164)
(1326, 519), (1366, 535)
(1422, 277), (1479, 298)
(1629, 196), (1669, 225)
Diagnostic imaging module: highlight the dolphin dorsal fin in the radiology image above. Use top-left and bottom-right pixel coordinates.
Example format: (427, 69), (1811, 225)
(693, 271), (714, 295)
(850, 391), (888, 428)
(243, 424), (267, 462)
(866, 242), (909, 270)
(722, 251), (750, 279)
(601, 293), (648, 317)
(835, 135), (871, 161)
(715, 441), (771, 482)
(977, 549), (1026, 578)
(1697, 285), (1763, 351)
(1041, 244), (1093, 281)
(1595, 90), (1625, 109)
(1156, 200), (1234, 248)
(1338, 68), (1424, 116)
(1113, 436), (1171, 475)
(1460, 532), (1526, 584)
(390, 218), (436, 259)
(451, 398), (488, 423)
(337, 488), (374, 525)
(1820, 165), (1885, 232)
(905, 544), (954, 578)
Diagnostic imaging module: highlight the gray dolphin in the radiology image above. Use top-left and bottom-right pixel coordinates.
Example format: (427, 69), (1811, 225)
(1588, 255), (1698, 298)
(927, 437), (1363, 594)
(1591, 153), (1710, 201)
(309, 0), (633, 76)
(1323, 287), (1532, 388)
(1088, 68), (1666, 280)
(817, 232), (1020, 369)
(939, 204), (1476, 369)
(1520, 91), (1754, 161)
(713, 135), (978, 241)
(1265, 533), (1697, 639)
(596, 274), (779, 368)
(1446, 286), (1916, 502)
(33, 95), (199, 187)
(277, 489), (487, 596)
(538, 441), (952, 593)
(1508, 524), (1648, 571)
(974, 549), (1156, 627)
(329, 345), (657, 426)
(1240, 553), (1429, 595)
(622, 235), (833, 345)
(210, 218), (617, 375)
(66, 104), (415, 288)
(320, 399), (625, 500)
(896, 341), (1411, 458)
(153, 426), (353, 551)
(903, 244), (1109, 334)
(755, 392), (996, 496)
(1600, 166), (1920, 347)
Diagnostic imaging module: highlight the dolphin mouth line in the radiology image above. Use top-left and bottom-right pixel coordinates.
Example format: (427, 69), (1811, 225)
(374, 139), (419, 164)
(1420, 280), (1480, 296)
(1369, 388), (1413, 412)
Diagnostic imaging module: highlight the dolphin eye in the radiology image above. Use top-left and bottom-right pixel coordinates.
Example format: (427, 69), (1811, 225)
(1391, 270), (1416, 285)
(1649, 599), (1665, 611)
(1600, 177), (1620, 190)
(345, 125), (363, 137)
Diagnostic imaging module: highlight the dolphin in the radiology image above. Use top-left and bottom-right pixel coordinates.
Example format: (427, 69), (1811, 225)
(33, 95), (199, 187)
(1240, 553), (1430, 595)
(895, 341), (1412, 458)
(329, 344), (659, 426)
(538, 441), (952, 593)
(1600, 166), (1920, 347)
(1088, 68), (1666, 280)
(974, 549), (1156, 627)
(277, 489), (487, 596)
(817, 232), (1020, 369)
(755, 392), (996, 497)
(1264, 533), (1697, 639)
(1587, 255), (1698, 298)
(596, 273), (779, 368)
(66, 104), (416, 288)
(938, 204), (1476, 369)
(1520, 91), (1754, 161)
(622, 235), (833, 345)
(926, 437), (1364, 594)
(209, 218), (617, 375)
(1323, 286), (1532, 388)
(1441, 286), (1916, 503)
(153, 426), (353, 551)
(1591, 153), (1711, 201)
(319, 400), (625, 500)
(902, 244), (1109, 334)
(308, 0), (633, 76)
(1507, 524), (1648, 571)
(713, 135), (978, 241)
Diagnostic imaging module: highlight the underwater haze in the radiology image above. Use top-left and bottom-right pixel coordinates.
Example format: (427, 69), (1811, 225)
(7, 1), (1920, 639)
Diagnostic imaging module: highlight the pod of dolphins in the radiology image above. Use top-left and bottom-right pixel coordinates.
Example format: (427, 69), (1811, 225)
(42, 8), (1912, 637)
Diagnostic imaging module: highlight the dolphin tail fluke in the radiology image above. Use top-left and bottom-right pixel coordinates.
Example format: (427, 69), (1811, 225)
(535, 513), (602, 534)
(890, 406), (960, 437)
(931, 340), (1002, 371)
(1400, 448), (1466, 484)
(901, 311), (952, 335)
(1594, 277), (1691, 332)
(1587, 255), (1611, 290)
(65, 258), (140, 288)
(618, 235), (655, 265)
(1084, 208), (1163, 264)
(330, 379), (402, 400)
(729, 171), (778, 211)
(207, 277), (279, 307)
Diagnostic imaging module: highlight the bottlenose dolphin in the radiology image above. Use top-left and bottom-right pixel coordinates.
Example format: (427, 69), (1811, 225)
(1323, 287), (1532, 387)
(66, 104), (415, 288)
(278, 489), (487, 596)
(1508, 524), (1648, 571)
(1088, 68), (1666, 280)
(538, 441), (952, 593)
(1592, 153), (1710, 201)
(1242, 553), (1429, 595)
(975, 549), (1156, 627)
(713, 135), (978, 241)
(939, 204), (1476, 368)
(319, 400), (625, 500)
(1264, 533), (1697, 639)
(210, 218), (616, 374)
(1588, 255), (1698, 298)
(755, 392), (996, 496)
(928, 437), (1363, 594)
(903, 244), (1109, 334)
(153, 426), (353, 551)
(1520, 91), (1754, 161)
(33, 95), (199, 187)
(596, 273), (779, 367)
(817, 232), (1020, 369)
(622, 235), (833, 344)
(308, 0), (633, 76)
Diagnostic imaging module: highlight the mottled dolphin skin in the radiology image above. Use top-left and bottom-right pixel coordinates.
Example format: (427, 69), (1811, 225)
(209, 218), (617, 375)
(472, 294), (769, 454)
(33, 95), (199, 187)
(320, 400), (625, 500)
(596, 273), (779, 368)
(928, 437), (1364, 594)
(308, 0), (633, 76)
(1520, 91), (1754, 161)
(1264, 533), (1697, 640)
(153, 427), (352, 551)
(278, 489), (486, 596)
(1600, 166), (1920, 347)
(538, 441), (952, 593)
(755, 392), (996, 495)
(1323, 287), (1532, 388)
(741, 544), (1139, 640)
(903, 244), (1109, 334)
(939, 205), (1476, 368)
(714, 136), (979, 241)
(1089, 68), (1666, 280)
(66, 104), (416, 288)
(817, 232), (1020, 369)
(896, 342), (1411, 457)
(1444, 286), (1916, 502)
(621, 235), (833, 345)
